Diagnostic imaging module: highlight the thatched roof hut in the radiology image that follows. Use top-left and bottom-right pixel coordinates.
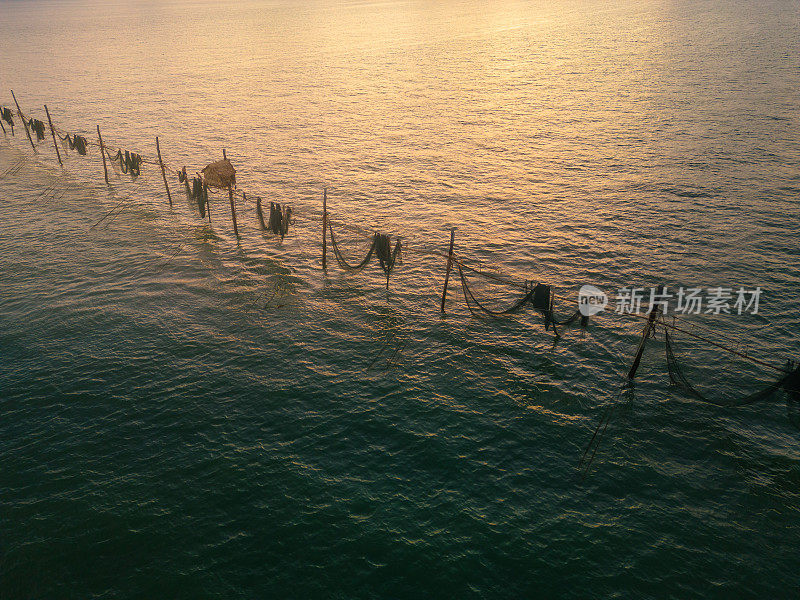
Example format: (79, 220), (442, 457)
(202, 158), (236, 189)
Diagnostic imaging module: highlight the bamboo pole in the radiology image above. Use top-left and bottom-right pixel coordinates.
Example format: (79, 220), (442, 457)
(204, 182), (211, 223)
(44, 105), (62, 166)
(97, 125), (109, 184)
(0, 119), (5, 135)
(627, 295), (662, 379)
(440, 228), (456, 313)
(220, 150), (235, 232)
(155, 137), (171, 206)
(322, 188), (328, 269)
(228, 184), (238, 236)
(549, 293), (560, 338)
(10, 90), (36, 153)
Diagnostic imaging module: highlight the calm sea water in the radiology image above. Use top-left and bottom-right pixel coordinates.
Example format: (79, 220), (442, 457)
(1, 0), (800, 597)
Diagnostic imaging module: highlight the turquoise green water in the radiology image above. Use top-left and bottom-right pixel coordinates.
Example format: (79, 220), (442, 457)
(1, 0), (800, 597)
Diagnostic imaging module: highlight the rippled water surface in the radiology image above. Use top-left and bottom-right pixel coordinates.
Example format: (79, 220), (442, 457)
(2, 0), (800, 597)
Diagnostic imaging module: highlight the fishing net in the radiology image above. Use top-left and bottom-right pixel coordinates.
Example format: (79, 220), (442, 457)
(188, 176), (208, 218)
(201, 158), (235, 189)
(533, 282), (582, 328)
(281, 206), (292, 238)
(107, 149), (142, 176)
(268, 202), (282, 235)
(59, 133), (87, 155)
(664, 328), (798, 408)
(256, 197), (268, 230)
(328, 223), (376, 271)
(456, 267), (582, 331)
(375, 233), (401, 283)
(327, 223), (402, 287)
(550, 309), (583, 326)
(457, 264), (533, 318)
(25, 118), (45, 141)
(256, 200), (293, 239)
(1, 107), (14, 127)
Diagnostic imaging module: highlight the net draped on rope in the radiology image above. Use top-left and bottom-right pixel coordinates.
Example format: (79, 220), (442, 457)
(456, 265), (583, 333)
(106, 149), (143, 176)
(25, 117), (45, 141)
(375, 232), (402, 285)
(191, 176), (209, 218)
(256, 197), (292, 239)
(457, 264), (534, 317)
(664, 328), (800, 410)
(175, 167), (209, 218)
(327, 221), (402, 288)
(59, 133), (87, 155)
(1, 107), (14, 129)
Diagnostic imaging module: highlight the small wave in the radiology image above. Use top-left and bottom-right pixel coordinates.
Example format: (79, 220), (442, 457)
(662, 188), (715, 199)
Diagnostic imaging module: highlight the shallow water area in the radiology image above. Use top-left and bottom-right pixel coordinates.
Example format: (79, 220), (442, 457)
(1, 0), (800, 597)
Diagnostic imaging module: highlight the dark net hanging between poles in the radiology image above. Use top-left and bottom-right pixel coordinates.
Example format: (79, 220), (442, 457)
(457, 264), (534, 317)
(0, 107), (13, 135)
(1, 107), (14, 128)
(664, 328), (800, 413)
(329, 223), (375, 271)
(256, 197), (268, 230)
(456, 264), (583, 331)
(106, 149), (143, 176)
(256, 197), (292, 239)
(25, 117), (46, 141)
(175, 168), (210, 218)
(1, 107), (15, 135)
(327, 222), (401, 288)
(58, 133), (88, 155)
(188, 176), (208, 218)
(375, 231), (402, 286)
(256, 199), (292, 240)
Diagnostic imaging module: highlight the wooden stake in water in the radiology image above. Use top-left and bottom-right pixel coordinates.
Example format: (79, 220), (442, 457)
(322, 188), (328, 269)
(155, 137), (171, 206)
(628, 290), (663, 379)
(549, 293), (561, 338)
(10, 90), (36, 153)
(440, 228), (456, 313)
(44, 105), (62, 166)
(97, 125), (109, 185)
(228, 184), (239, 237)
(204, 182), (211, 223)
(221, 150), (237, 234)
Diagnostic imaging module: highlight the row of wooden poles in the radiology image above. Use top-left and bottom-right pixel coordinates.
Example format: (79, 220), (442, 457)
(3, 91), (788, 382)
(7, 90), (247, 238)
